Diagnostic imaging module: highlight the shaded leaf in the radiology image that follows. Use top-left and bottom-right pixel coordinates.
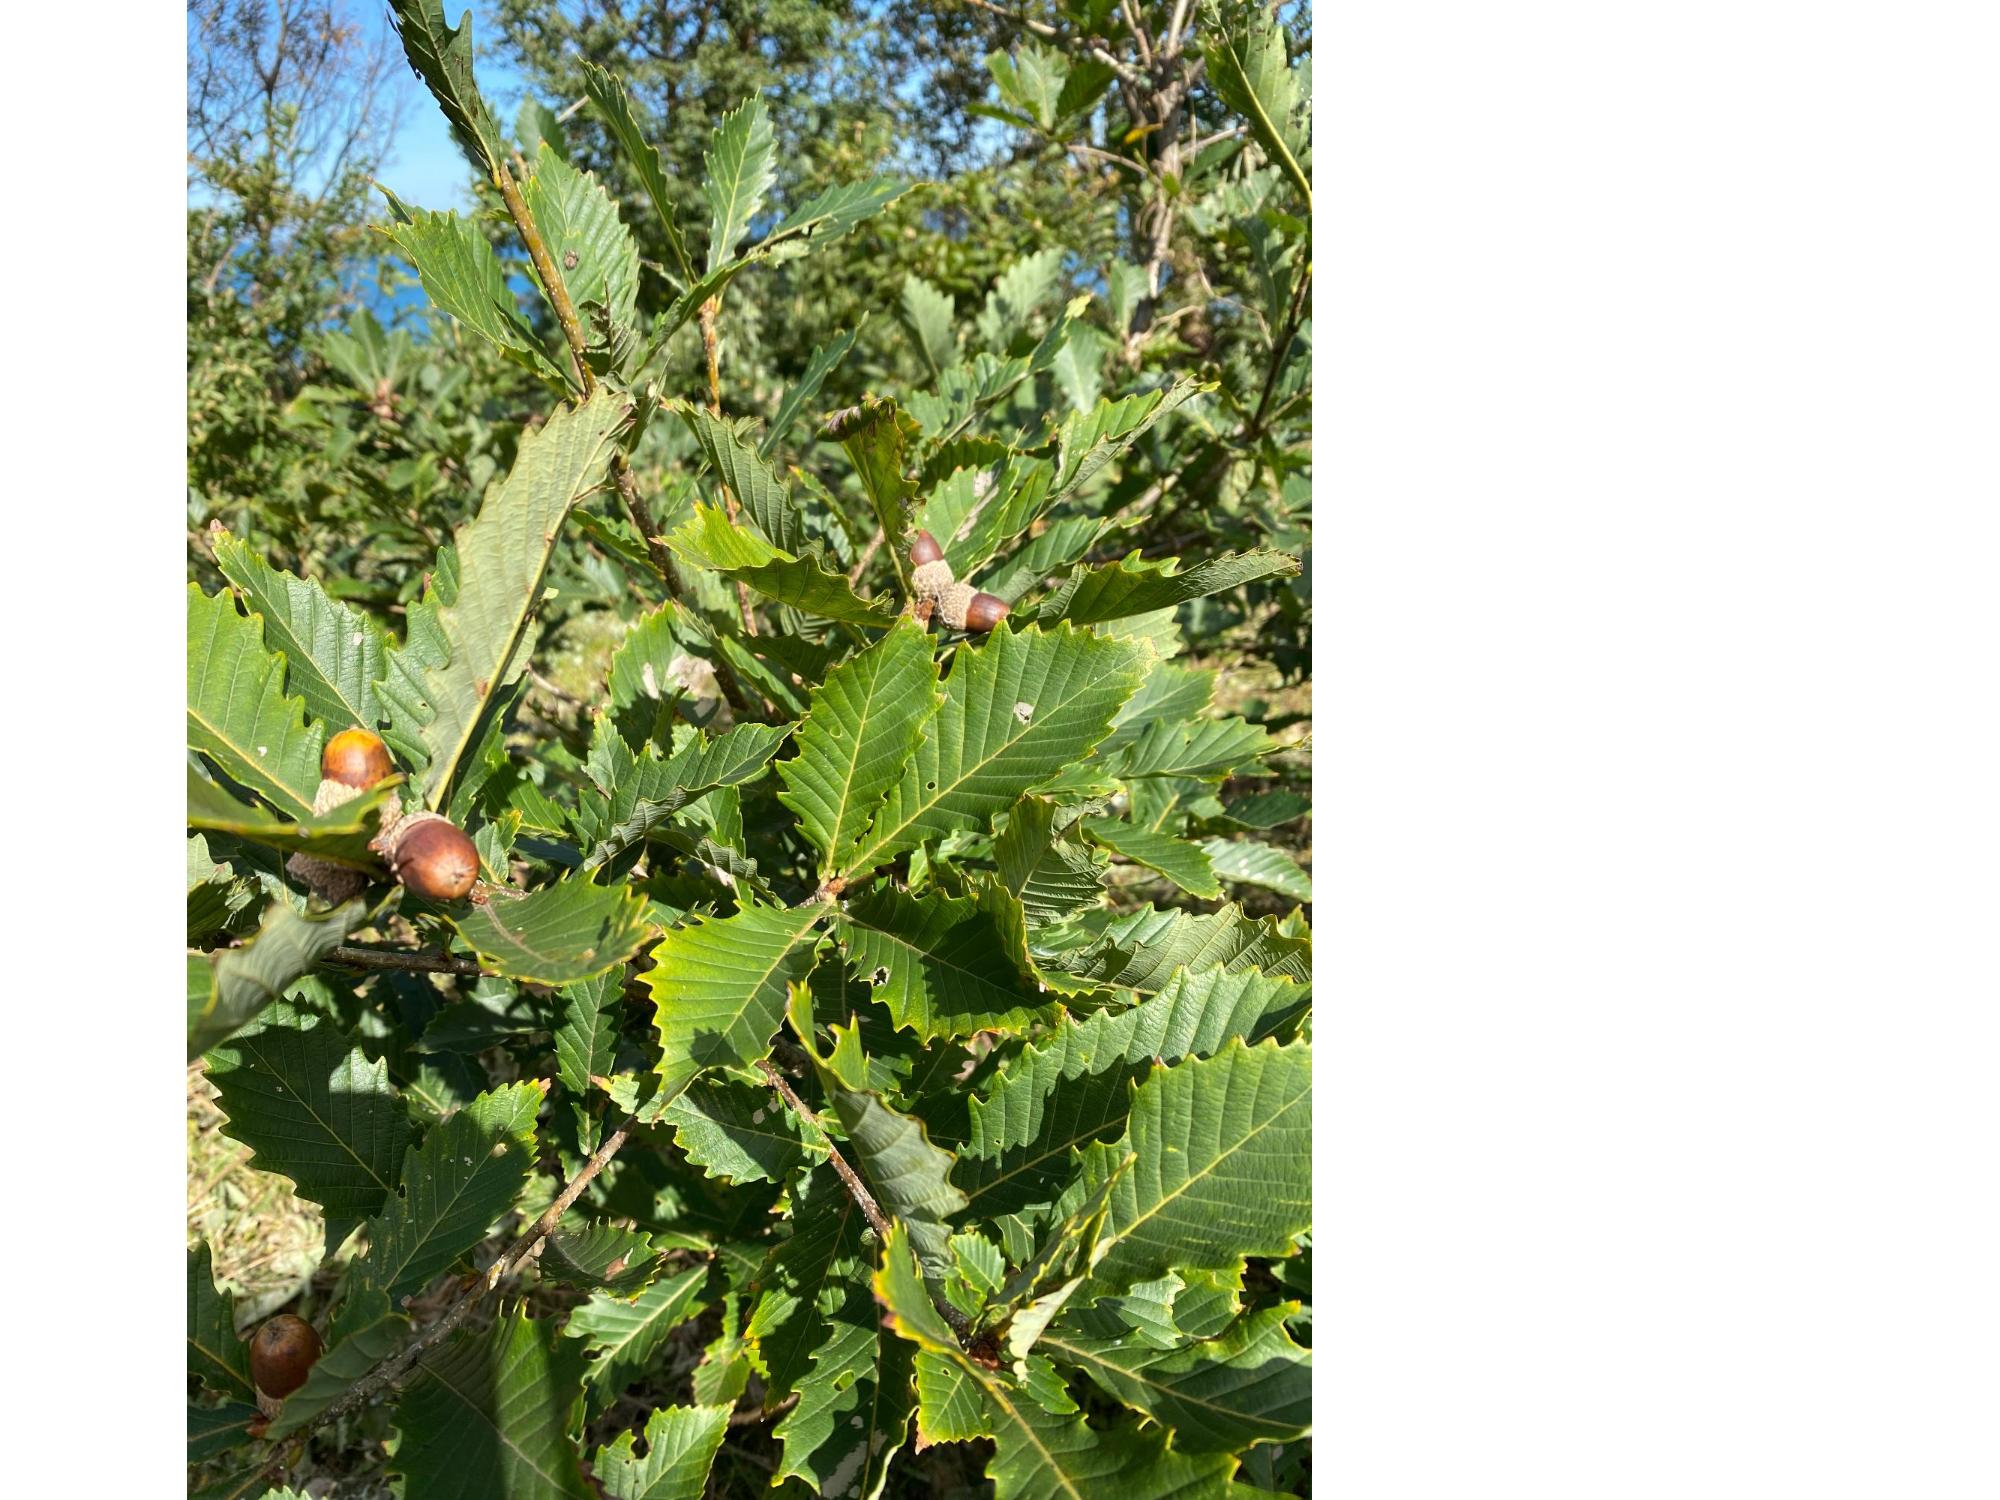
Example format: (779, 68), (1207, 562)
(449, 874), (653, 984)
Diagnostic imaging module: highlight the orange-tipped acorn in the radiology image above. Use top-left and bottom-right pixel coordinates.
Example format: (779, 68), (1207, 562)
(910, 530), (944, 567)
(249, 1314), (323, 1400)
(387, 813), (480, 903)
(962, 592), (1010, 633)
(322, 728), (394, 789)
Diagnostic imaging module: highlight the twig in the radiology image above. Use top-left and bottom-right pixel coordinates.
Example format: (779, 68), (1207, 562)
(325, 945), (487, 977)
(756, 1059), (976, 1343)
(1067, 141), (1150, 178)
(958, 0), (1144, 84)
(301, 1113), (640, 1435)
(614, 452), (685, 593)
(848, 527), (885, 585)
(492, 162), (595, 397)
(757, 1059), (888, 1239)
(729, 1391), (800, 1426)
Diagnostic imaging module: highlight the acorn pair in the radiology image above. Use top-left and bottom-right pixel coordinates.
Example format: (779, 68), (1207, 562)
(290, 728), (479, 904)
(910, 531), (1009, 633)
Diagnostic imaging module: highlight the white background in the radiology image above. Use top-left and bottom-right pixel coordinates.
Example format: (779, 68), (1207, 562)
(5, 1), (1997, 1491)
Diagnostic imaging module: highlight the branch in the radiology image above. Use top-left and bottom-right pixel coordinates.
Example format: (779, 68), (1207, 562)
(492, 161), (595, 397)
(614, 451), (685, 593)
(300, 1112), (640, 1435)
(757, 1059), (888, 1239)
(1066, 141), (1150, 178)
(325, 944), (487, 977)
(958, 0), (1144, 84)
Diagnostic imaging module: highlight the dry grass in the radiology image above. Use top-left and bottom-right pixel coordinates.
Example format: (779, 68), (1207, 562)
(187, 1062), (325, 1320)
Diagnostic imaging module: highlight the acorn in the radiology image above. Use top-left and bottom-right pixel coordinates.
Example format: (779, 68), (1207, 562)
(248, 1314), (323, 1400)
(290, 728), (398, 902)
(910, 530), (944, 567)
(961, 591), (1010, 633)
(380, 810), (480, 903)
(321, 728), (394, 790)
(936, 580), (1011, 634)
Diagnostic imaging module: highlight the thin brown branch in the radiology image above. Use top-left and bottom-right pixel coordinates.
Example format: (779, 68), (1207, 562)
(301, 1114), (640, 1435)
(729, 1391), (800, 1426)
(492, 162), (594, 397)
(325, 945), (487, 977)
(848, 527), (885, 585)
(614, 452), (685, 593)
(957, 0), (1143, 84)
(757, 1059), (888, 1239)
(699, 298), (723, 416)
(1067, 141), (1150, 178)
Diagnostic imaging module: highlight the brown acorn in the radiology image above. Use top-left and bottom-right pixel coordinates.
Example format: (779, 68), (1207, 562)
(248, 1314), (323, 1400)
(321, 728), (394, 790)
(961, 591), (1010, 633)
(384, 812), (480, 903)
(910, 530), (944, 566)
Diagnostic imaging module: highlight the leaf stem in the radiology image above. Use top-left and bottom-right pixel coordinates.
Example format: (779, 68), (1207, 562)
(325, 944), (487, 977)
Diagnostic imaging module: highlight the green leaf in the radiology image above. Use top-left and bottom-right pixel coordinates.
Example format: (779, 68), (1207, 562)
(579, 61), (694, 287)
(642, 902), (825, 1101)
(762, 327), (860, 458)
(987, 43), (1065, 130)
(1117, 715), (1280, 780)
(823, 396), (921, 594)
(1083, 818), (1222, 898)
(418, 388), (630, 807)
(811, 1026), (968, 1277)
(667, 502), (899, 627)
(837, 884), (1056, 1040)
(775, 619), (942, 877)
(876, 1224), (1233, 1499)
(581, 717), (791, 869)
(839, 623), (1147, 878)
(772, 1311), (914, 1497)
(346, 1081), (543, 1305)
(1201, 0), (1312, 211)
(188, 1243), (253, 1401)
(591, 1404), (731, 1500)
(1041, 1304), (1311, 1453)
(379, 206), (569, 386)
(1055, 903), (1310, 993)
(995, 797), (1108, 923)
(389, 1308), (594, 1499)
(1200, 837), (1312, 901)
(385, 0), (507, 176)
(1050, 377), (1210, 502)
(187, 583), (322, 820)
(188, 1401), (261, 1464)
(189, 897), (367, 1059)
(1038, 550), (1300, 625)
(539, 1222), (664, 1293)
(211, 532), (390, 731)
(1065, 1039), (1312, 1294)
(188, 763), (400, 873)
(521, 142), (639, 333)
(553, 972), (621, 1151)
(702, 93), (777, 274)
(956, 967), (1308, 1219)
(448, 874), (652, 985)
(673, 400), (802, 552)
(766, 175), (911, 245)
(979, 246), (1067, 347)
(902, 275), (957, 377)
(566, 1263), (713, 1394)
(1218, 790), (1309, 829)
(204, 999), (409, 1247)
(746, 1165), (868, 1398)
(663, 1077), (821, 1185)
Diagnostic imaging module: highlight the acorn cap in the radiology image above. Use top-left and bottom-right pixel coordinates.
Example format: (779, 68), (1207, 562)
(249, 1314), (323, 1400)
(386, 812), (480, 903)
(322, 728), (394, 789)
(913, 558), (956, 603)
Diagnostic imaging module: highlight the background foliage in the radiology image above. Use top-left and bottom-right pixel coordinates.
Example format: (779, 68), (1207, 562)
(188, 1), (1310, 1494)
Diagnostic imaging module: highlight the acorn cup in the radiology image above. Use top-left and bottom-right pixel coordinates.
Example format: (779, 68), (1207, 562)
(908, 531), (1009, 633)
